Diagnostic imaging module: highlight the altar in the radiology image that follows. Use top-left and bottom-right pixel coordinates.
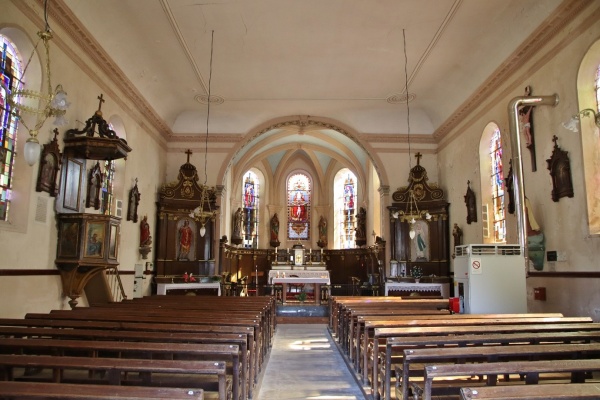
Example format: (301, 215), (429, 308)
(156, 282), (221, 296)
(384, 281), (449, 298)
(269, 270), (330, 305)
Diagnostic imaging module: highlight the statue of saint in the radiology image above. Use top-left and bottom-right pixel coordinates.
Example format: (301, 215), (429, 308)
(270, 213), (280, 242)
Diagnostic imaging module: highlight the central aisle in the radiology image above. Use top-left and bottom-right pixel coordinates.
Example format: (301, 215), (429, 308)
(257, 324), (366, 400)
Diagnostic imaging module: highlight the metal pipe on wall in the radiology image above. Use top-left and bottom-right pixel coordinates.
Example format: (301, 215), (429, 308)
(507, 94), (558, 264)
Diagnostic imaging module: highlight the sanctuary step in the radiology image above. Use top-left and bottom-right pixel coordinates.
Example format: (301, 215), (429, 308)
(275, 304), (329, 324)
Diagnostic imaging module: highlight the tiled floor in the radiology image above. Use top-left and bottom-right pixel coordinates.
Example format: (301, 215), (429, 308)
(256, 324), (366, 400)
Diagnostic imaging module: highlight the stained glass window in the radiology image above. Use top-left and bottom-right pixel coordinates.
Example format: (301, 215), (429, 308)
(287, 173), (310, 240)
(490, 128), (506, 242)
(101, 160), (115, 215)
(0, 36), (23, 221)
(339, 174), (357, 248)
(242, 171), (259, 248)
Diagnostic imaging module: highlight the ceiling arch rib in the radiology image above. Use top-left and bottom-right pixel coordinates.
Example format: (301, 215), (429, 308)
(217, 115), (389, 190)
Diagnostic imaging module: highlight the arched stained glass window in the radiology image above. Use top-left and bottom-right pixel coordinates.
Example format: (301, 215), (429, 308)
(0, 35), (23, 221)
(490, 128), (506, 242)
(287, 173), (310, 240)
(101, 160), (115, 215)
(334, 170), (357, 249)
(242, 171), (259, 248)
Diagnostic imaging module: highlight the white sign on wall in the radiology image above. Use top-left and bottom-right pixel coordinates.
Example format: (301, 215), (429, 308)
(470, 257), (482, 275)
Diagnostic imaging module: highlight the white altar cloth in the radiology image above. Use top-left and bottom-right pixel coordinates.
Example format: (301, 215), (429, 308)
(384, 282), (449, 298)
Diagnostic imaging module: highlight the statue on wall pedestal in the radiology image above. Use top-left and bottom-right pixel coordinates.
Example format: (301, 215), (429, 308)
(270, 213), (280, 248)
(231, 207), (243, 245)
(139, 215), (152, 260)
(317, 216), (328, 248)
(355, 207), (367, 247)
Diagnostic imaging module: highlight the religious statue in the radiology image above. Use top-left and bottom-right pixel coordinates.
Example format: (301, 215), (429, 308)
(317, 216), (328, 248)
(139, 215), (152, 259)
(233, 207), (243, 239)
(452, 223), (462, 248)
(178, 219), (193, 260)
(270, 213), (280, 247)
(464, 180), (477, 224)
(140, 216), (152, 247)
(451, 223), (462, 259)
(355, 207), (367, 247)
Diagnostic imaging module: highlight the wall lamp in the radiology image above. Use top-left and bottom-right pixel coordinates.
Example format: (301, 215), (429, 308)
(562, 108), (600, 132)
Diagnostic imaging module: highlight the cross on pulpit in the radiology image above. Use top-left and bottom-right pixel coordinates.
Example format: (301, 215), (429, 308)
(185, 149), (193, 163)
(415, 152), (422, 165)
(552, 134), (559, 147)
(97, 94), (105, 112)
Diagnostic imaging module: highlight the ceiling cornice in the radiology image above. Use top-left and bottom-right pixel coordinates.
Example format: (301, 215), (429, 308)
(15, 0), (174, 143)
(433, 0), (594, 141)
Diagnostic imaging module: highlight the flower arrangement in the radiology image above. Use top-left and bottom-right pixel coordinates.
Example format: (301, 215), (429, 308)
(411, 266), (423, 280)
(296, 291), (307, 303)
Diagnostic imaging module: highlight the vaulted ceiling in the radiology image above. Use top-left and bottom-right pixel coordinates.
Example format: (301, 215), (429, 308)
(59, 0), (564, 140)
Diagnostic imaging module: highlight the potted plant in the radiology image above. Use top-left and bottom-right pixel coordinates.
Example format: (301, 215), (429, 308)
(296, 290), (307, 303)
(411, 265), (423, 283)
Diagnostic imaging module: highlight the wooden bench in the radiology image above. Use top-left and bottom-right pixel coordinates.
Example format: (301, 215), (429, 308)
(422, 359), (600, 400)
(352, 313), (560, 374)
(377, 320), (598, 400)
(1, 316), (257, 398)
(0, 338), (241, 400)
(460, 383), (600, 399)
(381, 330), (600, 400)
(398, 342), (600, 400)
(0, 326), (242, 399)
(26, 311), (258, 398)
(0, 380), (204, 399)
(0, 354), (226, 399)
(367, 317), (593, 392)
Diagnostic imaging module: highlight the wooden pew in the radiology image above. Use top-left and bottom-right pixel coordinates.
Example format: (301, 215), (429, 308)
(0, 381), (204, 399)
(333, 298), (450, 350)
(1, 316), (257, 398)
(26, 310), (259, 398)
(0, 326), (243, 400)
(0, 354), (226, 399)
(422, 359), (600, 400)
(352, 313), (561, 373)
(460, 383), (600, 399)
(377, 320), (598, 400)
(0, 338), (241, 400)
(399, 342), (600, 400)
(367, 317), (593, 392)
(330, 297), (449, 340)
(382, 329), (600, 400)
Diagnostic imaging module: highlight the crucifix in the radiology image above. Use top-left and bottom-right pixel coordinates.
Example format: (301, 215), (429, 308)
(415, 152), (422, 165)
(97, 94), (105, 112)
(519, 85), (537, 171)
(185, 149), (192, 163)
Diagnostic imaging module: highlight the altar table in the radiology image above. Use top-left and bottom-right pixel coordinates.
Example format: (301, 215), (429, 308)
(156, 282), (221, 296)
(384, 281), (449, 298)
(271, 275), (330, 305)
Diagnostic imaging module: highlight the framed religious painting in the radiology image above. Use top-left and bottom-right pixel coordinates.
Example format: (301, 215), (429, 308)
(63, 158), (83, 211)
(84, 221), (105, 258)
(36, 129), (62, 196)
(108, 223), (119, 260)
(58, 220), (80, 258)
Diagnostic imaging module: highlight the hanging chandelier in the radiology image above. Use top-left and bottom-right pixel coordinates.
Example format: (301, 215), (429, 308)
(189, 31), (218, 237)
(2, 0), (69, 166)
(393, 30), (431, 239)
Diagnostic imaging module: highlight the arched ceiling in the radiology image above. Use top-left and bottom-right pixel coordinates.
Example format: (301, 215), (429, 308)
(57, 0), (565, 139)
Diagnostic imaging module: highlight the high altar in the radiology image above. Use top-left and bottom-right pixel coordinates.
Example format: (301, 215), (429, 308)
(269, 244), (330, 304)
